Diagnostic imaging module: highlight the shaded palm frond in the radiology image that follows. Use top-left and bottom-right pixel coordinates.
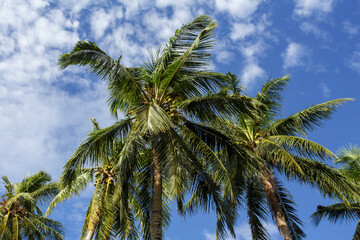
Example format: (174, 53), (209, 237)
(311, 203), (360, 225)
(273, 178), (305, 240)
(246, 179), (270, 240)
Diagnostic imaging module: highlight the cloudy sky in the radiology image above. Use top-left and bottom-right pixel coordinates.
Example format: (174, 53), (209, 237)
(1, 0), (359, 239)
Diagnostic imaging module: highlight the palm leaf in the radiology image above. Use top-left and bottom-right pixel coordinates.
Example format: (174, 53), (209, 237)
(246, 179), (270, 240)
(267, 135), (336, 161)
(311, 203), (360, 225)
(62, 119), (131, 187)
(158, 15), (217, 102)
(267, 98), (353, 136)
(273, 178), (305, 240)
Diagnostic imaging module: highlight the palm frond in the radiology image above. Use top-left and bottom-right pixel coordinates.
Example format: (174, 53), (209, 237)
(267, 98), (353, 136)
(273, 178), (305, 240)
(260, 138), (303, 174)
(246, 179), (270, 240)
(46, 169), (93, 216)
(278, 157), (358, 203)
(311, 203), (360, 225)
(353, 220), (360, 240)
(224, 72), (243, 96)
(61, 119), (131, 187)
(178, 94), (260, 122)
(267, 135), (336, 161)
(158, 15), (218, 101)
(134, 102), (174, 134)
(256, 76), (289, 112)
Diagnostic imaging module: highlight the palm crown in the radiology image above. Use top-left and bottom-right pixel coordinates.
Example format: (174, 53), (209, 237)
(57, 15), (260, 240)
(0, 171), (64, 240)
(194, 75), (355, 240)
(312, 145), (360, 240)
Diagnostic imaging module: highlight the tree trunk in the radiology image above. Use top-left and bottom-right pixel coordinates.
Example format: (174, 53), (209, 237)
(151, 152), (162, 240)
(261, 171), (293, 240)
(85, 228), (95, 240)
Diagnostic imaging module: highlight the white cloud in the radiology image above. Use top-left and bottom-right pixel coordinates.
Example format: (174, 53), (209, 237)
(240, 41), (266, 60)
(236, 41), (267, 88)
(230, 23), (256, 40)
(320, 83), (331, 98)
(300, 22), (328, 40)
(241, 63), (266, 88)
(348, 51), (360, 74)
(230, 14), (270, 42)
(282, 42), (309, 69)
(215, 0), (263, 19)
(91, 9), (114, 39)
(342, 21), (359, 38)
(216, 50), (234, 64)
(293, 0), (336, 16)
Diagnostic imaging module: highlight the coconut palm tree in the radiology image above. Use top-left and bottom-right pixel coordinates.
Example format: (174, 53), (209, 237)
(47, 119), (162, 240)
(187, 75), (355, 240)
(0, 171), (64, 240)
(312, 145), (360, 240)
(57, 16), (259, 240)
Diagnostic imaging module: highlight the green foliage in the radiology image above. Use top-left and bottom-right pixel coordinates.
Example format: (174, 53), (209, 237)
(0, 171), (64, 239)
(311, 145), (360, 239)
(57, 15), (263, 240)
(209, 75), (354, 240)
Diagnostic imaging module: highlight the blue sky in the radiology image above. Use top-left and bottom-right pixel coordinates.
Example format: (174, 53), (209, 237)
(0, 0), (359, 239)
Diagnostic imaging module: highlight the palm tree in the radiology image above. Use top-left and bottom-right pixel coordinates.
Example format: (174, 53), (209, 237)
(47, 119), (159, 240)
(57, 16), (259, 240)
(46, 119), (120, 240)
(191, 75), (355, 240)
(0, 171), (64, 240)
(312, 145), (360, 240)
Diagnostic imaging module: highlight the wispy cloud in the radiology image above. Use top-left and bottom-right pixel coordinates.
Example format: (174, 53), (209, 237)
(348, 51), (360, 74)
(342, 21), (359, 38)
(293, 0), (336, 17)
(300, 22), (329, 40)
(320, 83), (331, 98)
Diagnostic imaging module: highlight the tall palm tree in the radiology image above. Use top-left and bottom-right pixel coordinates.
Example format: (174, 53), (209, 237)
(312, 145), (360, 240)
(188, 75), (355, 240)
(57, 16), (259, 240)
(0, 171), (64, 240)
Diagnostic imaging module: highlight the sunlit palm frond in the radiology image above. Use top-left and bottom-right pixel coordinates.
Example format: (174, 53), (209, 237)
(278, 156), (358, 202)
(256, 75), (290, 119)
(62, 119), (131, 187)
(158, 15), (218, 101)
(267, 135), (336, 161)
(267, 98), (353, 136)
(46, 169), (93, 216)
(336, 145), (360, 182)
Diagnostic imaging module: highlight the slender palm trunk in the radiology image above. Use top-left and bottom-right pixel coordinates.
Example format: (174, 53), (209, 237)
(261, 170), (292, 240)
(151, 152), (163, 240)
(85, 183), (104, 240)
(85, 228), (96, 240)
